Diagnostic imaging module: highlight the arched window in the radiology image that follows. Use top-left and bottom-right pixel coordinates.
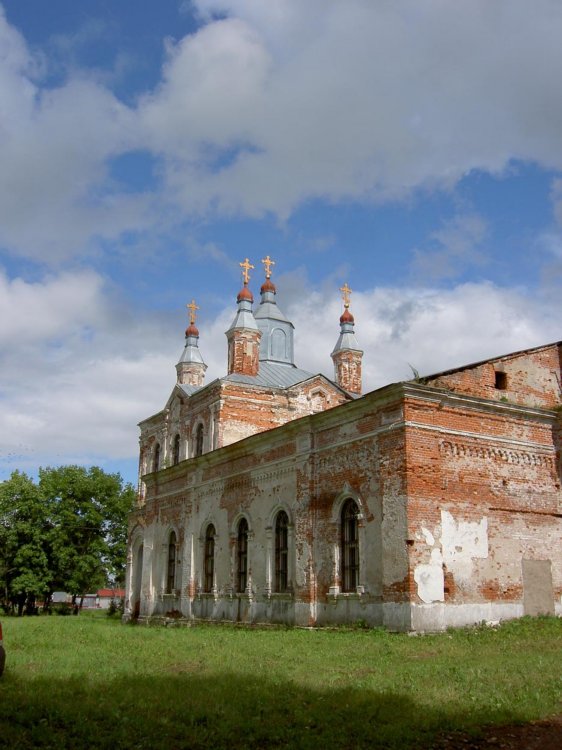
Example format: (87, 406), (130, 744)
(275, 511), (289, 593)
(153, 443), (160, 473)
(341, 499), (360, 592)
(166, 531), (177, 594)
(195, 424), (204, 457)
(172, 434), (180, 465)
(204, 524), (215, 593)
(271, 328), (287, 360)
(237, 518), (249, 593)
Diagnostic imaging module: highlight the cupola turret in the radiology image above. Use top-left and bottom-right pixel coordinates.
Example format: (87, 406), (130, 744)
(254, 255), (295, 366)
(176, 299), (207, 387)
(226, 258), (262, 376)
(331, 283), (363, 395)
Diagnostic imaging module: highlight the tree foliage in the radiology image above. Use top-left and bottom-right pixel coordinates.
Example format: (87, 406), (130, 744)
(0, 466), (134, 615)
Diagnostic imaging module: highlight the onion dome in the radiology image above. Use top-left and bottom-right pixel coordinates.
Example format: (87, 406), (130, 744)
(237, 284), (254, 303)
(340, 307), (354, 325)
(260, 277), (276, 295)
(332, 283), (362, 356)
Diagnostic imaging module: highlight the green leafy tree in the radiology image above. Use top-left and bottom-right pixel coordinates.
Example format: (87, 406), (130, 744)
(40, 466), (135, 604)
(0, 466), (135, 614)
(0, 471), (53, 615)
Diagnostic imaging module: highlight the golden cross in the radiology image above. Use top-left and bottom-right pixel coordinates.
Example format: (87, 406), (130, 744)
(239, 257), (254, 284)
(261, 255), (275, 279)
(186, 299), (199, 325)
(340, 282), (352, 308)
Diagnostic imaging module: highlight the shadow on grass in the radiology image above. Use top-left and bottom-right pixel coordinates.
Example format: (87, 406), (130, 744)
(0, 669), (520, 750)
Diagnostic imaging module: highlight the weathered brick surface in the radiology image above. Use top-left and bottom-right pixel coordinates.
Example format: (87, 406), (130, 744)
(127, 341), (562, 631)
(426, 342), (562, 408)
(332, 349), (362, 394)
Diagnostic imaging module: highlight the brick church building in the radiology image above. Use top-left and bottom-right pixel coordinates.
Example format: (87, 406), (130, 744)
(125, 258), (561, 631)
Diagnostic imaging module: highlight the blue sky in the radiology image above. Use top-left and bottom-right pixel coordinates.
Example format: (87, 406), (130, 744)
(1, 0), (561, 487)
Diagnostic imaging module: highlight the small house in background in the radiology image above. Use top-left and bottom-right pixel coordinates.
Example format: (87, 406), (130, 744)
(97, 589), (125, 609)
(51, 591), (71, 605)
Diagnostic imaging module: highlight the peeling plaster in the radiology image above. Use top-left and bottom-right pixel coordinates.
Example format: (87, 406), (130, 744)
(414, 564), (444, 603)
(441, 510), (488, 585)
(415, 511), (489, 603)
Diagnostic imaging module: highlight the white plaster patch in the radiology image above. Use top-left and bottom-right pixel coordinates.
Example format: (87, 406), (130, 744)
(414, 564), (444, 603)
(421, 526), (435, 547)
(440, 510), (488, 584)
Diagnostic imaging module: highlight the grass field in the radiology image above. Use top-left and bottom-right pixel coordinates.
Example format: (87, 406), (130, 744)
(0, 613), (560, 749)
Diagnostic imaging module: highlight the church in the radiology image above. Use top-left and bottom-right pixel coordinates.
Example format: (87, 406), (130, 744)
(125, 257), (562, 631)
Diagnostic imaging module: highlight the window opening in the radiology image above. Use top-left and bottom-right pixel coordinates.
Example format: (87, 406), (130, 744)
(204, 524), (215, 593)
(494, 371), (507, 390)
(195, 424), (204, 457)
(166, 531), (177, 594)
(341, 499), (359, 592)
(237, 518), (248, 593)
(275, 511), (289, 592)
(153, 443), (160, 473)
(172, 434), (180, 465)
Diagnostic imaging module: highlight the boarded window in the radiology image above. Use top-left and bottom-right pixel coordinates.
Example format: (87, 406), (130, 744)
(271, 328), (287, 360)
(341, 499), (360, 592)
(275, 511), (289, 592)
(237, 518), (248, 593)
(522, 559), (554, 616)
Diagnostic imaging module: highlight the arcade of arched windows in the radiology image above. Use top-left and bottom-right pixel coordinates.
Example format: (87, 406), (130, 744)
(134, 495), (366, 601)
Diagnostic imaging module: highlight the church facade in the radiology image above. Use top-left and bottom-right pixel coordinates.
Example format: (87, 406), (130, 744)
(125, 258), (562, 631)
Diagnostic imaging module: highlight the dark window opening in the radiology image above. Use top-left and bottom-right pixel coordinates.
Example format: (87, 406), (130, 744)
(341, 499), (360, 592)
(275, 511), (289, 592)
(237, 518), (248, 593)
(204, 524), (215, 593)
(173, 434), (180, 465)
(153, 443), (160, 472)
(495, 371), (507, 390)
(195, 424), (204, 457)
(166, 531), (177, 594)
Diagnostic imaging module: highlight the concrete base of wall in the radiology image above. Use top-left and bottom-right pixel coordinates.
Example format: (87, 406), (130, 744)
(127, 597), (560, 632)
(411, 602), (524, 632)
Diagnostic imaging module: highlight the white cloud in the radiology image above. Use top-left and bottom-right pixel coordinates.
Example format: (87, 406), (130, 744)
(288, 281), (561, 390)
(142, 0), (562, 218)
(3, 2), (562, 261)
(0, 8), (148, 262)
(0, 268), (180, 477)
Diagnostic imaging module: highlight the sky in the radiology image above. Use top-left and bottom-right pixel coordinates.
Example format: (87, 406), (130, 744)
(1, 0), (561, 488)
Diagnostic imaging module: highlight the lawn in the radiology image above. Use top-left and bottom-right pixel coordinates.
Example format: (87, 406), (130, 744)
(0, 614), (560, 749)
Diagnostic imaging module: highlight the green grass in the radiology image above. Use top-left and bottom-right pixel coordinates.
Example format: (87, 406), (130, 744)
(0, 614), (560, 749)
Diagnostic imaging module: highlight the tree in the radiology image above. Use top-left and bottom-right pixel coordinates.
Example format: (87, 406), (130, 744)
(0, 471), (53, 615)
(0, 466), (135, 614)
(40, 466), (135, 604)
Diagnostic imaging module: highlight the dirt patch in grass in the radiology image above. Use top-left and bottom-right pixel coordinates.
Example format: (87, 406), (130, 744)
(432, 715), (562, 749)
